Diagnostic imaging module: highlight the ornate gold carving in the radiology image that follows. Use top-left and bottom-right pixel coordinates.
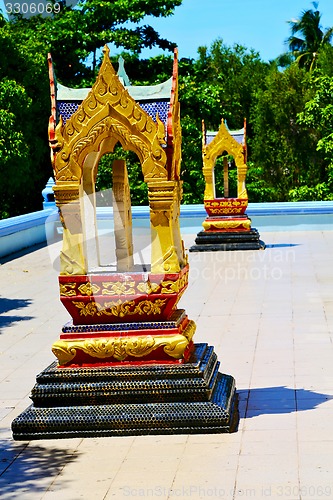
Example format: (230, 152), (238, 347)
(206, 199), (247, 208)
(184, 319), (196, 339)
(60, 272), (188, 298)
(73, 301), (100, 317)
(78, 282), (101, 296)
(73, 298), (167, 318)
(52, 319), (196, 364)
(206, 209), (245, 215)
(50, 46), (187, 312)
(148, 180), (183, 273)
(52, 183), (80, 206)
(168, 50), (182, 180)
(156, 114), (167, 145)
(160, 272), (188, 294)
(52, 46), (167, 183)
(59, 283), (77, 296)
(101, 281), (136, 295)
(160, 280), (179, 294)
(137, 281), (160, 294)
(204, 198), (248, 216)
(202, 219), (252, 230)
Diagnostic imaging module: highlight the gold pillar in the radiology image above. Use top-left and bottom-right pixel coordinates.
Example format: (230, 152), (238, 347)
(203, 164), (215, 200)
(237, 164), (248, 199)
(148, 181), (183, 274)
(53, 183), (87, 275)
(223, 156), (229, 198)
(112, 159), (134, 272)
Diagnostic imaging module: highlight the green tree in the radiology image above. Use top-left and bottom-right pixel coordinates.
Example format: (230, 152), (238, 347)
(181, 39), (269, 130)
(287, 2), (333, 71)
(0, 1), (183, 217)
(316, 43), (333, 77)
(0, 16), (51, 218)
(111, 52), (174, 86)
(178, 39), (269, 203)
(293, 74), (333, 200)
(8, 0), (182, 86)
(96, 148), (148, 206)
(250, 64), (319, 201)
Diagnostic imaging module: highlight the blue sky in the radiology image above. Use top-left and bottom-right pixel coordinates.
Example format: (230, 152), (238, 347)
(1, 0), (332, 62)
(139, 0), (333, 61)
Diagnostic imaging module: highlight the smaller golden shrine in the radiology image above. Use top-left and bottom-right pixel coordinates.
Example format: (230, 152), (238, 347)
(190, 119), (264, 251)
(12, 48), (238, 440)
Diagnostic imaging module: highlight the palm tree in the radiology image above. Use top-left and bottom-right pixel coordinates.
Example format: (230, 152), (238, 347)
(287, 2), (333, 71)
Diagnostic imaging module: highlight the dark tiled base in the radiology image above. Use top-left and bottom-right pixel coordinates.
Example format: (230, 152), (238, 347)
(189, 229), (265, 252)
(12, 344), (238, 440)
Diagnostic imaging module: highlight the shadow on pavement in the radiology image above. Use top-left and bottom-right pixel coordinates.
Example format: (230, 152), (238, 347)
(238, 386), (333, 417)
(265, 243), (300, 248)
(0, 439), (81, 496)
(0, 298), (34, 332)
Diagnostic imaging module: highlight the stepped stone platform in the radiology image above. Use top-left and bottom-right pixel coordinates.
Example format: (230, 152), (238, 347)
(12, 343), (238, 440)
(190, 228), (265, 252)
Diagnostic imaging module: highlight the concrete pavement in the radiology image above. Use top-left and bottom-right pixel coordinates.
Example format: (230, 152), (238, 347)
(1, 228), (333, 499)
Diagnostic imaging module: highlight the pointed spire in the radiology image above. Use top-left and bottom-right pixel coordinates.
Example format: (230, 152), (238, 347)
(102, 45), (110, 56)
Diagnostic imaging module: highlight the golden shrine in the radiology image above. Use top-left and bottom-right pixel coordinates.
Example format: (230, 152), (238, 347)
(12, 47), (238, 439)
(190, 119), (264, 251)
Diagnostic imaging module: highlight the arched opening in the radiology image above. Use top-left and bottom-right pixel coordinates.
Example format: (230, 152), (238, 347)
(80, 140), (151, 274)
(51, 45), (186, 277)
(96, 147), (148, 207)
(214, 153), (238, 199)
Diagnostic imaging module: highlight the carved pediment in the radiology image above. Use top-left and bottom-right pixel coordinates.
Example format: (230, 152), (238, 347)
(52, 46), (168, 183)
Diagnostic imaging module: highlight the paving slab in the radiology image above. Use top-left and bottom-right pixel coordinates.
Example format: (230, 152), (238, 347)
(1, 229), (333, 499)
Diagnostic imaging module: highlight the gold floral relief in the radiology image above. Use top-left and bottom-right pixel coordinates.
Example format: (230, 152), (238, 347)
(73, 301), (100, 317)
(52, 46), (168, 184)
(160, 271), (188, 294)
(102, 281), (136, 296)
(202, 219), (252, 231)
(208, 208), (245, 215)
(60, 283), (76, 297)
(102, 299), (136, 317)
(73, 298), (167, 318)
(133, 299), (166, 315)
(160, 280), (180, 294)
(137, 281), (160, 295)
(78, 283), (101, 296)
(52, 321), (196, 364)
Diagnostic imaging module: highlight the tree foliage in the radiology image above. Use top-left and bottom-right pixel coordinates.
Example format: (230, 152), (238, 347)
(8, 0), (182, 86)
(1, 2), (333, 216)
(96, 147), (148, 206)
(293, 73), (333, 200)
(286, 2), (333, 71)
(178, 39), (269, 203)
(0, 15), (50, 218)
(250, 65), (320, 200)
(0, 1), (182, 218)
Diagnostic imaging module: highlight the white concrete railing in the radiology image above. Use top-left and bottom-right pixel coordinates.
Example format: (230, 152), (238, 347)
(1, 202), (333, 259)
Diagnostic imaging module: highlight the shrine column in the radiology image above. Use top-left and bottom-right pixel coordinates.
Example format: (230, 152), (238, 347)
(148, 181), (183, 274)
(112, 159), (134, 272)
(202, 162), (215, 200)
(53, 182), (87, 275)
(237, 163), (248, 199)
(171, 181), (187, 269)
